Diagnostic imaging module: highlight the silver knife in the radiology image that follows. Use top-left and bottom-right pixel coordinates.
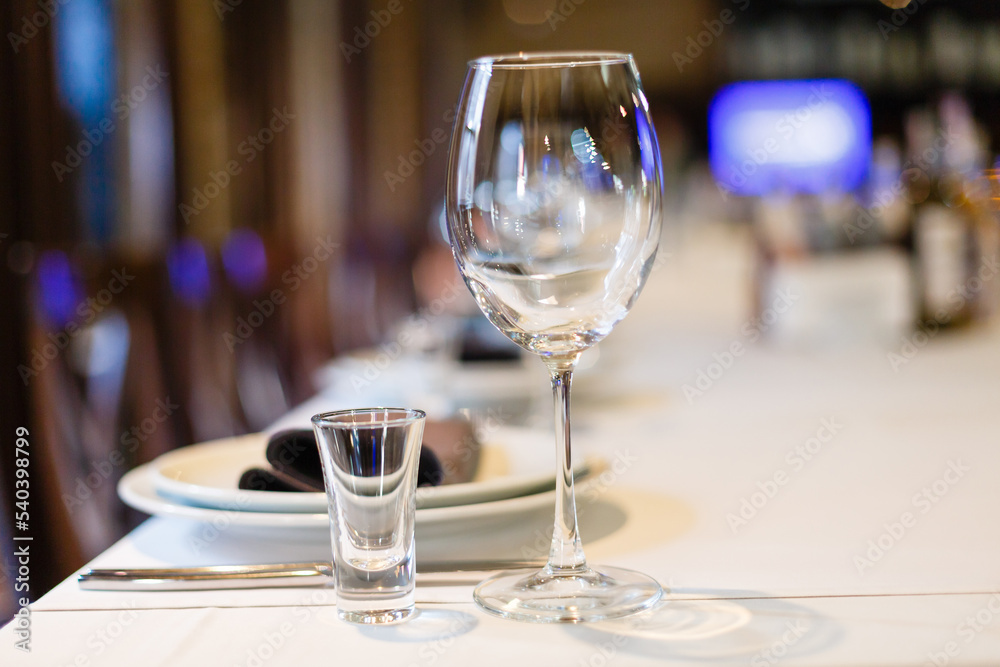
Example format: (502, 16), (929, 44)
(78, 559), (545, 591)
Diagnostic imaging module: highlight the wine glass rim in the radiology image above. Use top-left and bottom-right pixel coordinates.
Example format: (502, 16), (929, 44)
(469, 51), (633, 69)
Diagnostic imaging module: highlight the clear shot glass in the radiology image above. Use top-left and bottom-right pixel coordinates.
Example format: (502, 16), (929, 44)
(312, 407), (426, 624)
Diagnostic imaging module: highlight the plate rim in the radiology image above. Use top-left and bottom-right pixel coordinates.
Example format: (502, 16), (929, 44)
(121, 460), (604, 530)
(148, 430), (585, 513)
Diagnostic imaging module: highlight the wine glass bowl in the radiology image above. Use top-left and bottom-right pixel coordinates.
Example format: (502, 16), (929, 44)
(446, 51), (664, 622)
(450, 53), (661, 360)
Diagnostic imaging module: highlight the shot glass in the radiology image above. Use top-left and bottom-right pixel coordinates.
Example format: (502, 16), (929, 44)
(312, 407), (425, 624)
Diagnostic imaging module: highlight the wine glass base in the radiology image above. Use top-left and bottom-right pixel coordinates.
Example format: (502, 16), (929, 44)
(473, 565), (663, 623)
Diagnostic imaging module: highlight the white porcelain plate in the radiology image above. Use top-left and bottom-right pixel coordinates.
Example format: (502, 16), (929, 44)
(149, 430), (590, 513)
(119, 458), (604, 537)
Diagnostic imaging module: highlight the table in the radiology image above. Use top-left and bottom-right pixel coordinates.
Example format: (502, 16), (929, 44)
(4, 225), (1000, 665)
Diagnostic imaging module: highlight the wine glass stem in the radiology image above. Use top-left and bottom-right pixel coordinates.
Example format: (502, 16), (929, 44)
(545, 355), (588, 573)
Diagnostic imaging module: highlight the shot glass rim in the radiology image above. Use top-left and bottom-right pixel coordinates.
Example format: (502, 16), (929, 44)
(311, 407), (426, 430)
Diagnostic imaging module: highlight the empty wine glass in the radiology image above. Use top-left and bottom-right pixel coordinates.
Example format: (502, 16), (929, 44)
(445, 51), (664, 622)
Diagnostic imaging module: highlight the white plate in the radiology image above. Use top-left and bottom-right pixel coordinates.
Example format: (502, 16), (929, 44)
(119, 460), (604, 536)
(150, 430), (588, 513)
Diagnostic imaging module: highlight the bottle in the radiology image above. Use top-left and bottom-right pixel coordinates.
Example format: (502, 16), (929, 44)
(905, 95), (990, 330)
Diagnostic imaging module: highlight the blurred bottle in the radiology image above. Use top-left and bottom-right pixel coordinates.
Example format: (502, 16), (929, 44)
(905, 94), (996, 330)
(864, 137), (913, 251)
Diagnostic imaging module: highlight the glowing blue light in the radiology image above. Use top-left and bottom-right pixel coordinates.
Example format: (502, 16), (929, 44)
(53, 0), (115, 121)
(167, 238), (212, 306)
(222, 229), (268, 293)
(571, 128), (598, 164)
(500, 123), (523, 154)
(709, 79), (871, 196)
(634, 108), (660, 184)
(36, 250), (83, 328)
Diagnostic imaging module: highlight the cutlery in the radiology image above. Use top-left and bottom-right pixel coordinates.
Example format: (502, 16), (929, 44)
(78, 559), (546, 591)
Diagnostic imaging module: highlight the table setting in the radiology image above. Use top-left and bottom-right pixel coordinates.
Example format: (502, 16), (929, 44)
(113, 421), (603, 539)
(5, 48), (1000, 666)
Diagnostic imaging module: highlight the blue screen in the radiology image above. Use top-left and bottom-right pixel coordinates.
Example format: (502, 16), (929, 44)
(709, 79), (871, 196)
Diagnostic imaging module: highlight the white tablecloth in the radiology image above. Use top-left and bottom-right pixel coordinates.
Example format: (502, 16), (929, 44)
(4, 225), (1000, 665)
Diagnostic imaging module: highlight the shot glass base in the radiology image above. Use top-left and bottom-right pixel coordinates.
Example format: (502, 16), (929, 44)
(338, 605), (416, 625)
(473, 565), (662, 623)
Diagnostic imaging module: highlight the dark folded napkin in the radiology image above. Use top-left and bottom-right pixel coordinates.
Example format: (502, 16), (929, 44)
(458, 317), (522, 363)
(238, 419), (480, 493)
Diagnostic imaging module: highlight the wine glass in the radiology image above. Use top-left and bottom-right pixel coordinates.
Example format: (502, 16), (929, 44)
(445, 52), (664, 622)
